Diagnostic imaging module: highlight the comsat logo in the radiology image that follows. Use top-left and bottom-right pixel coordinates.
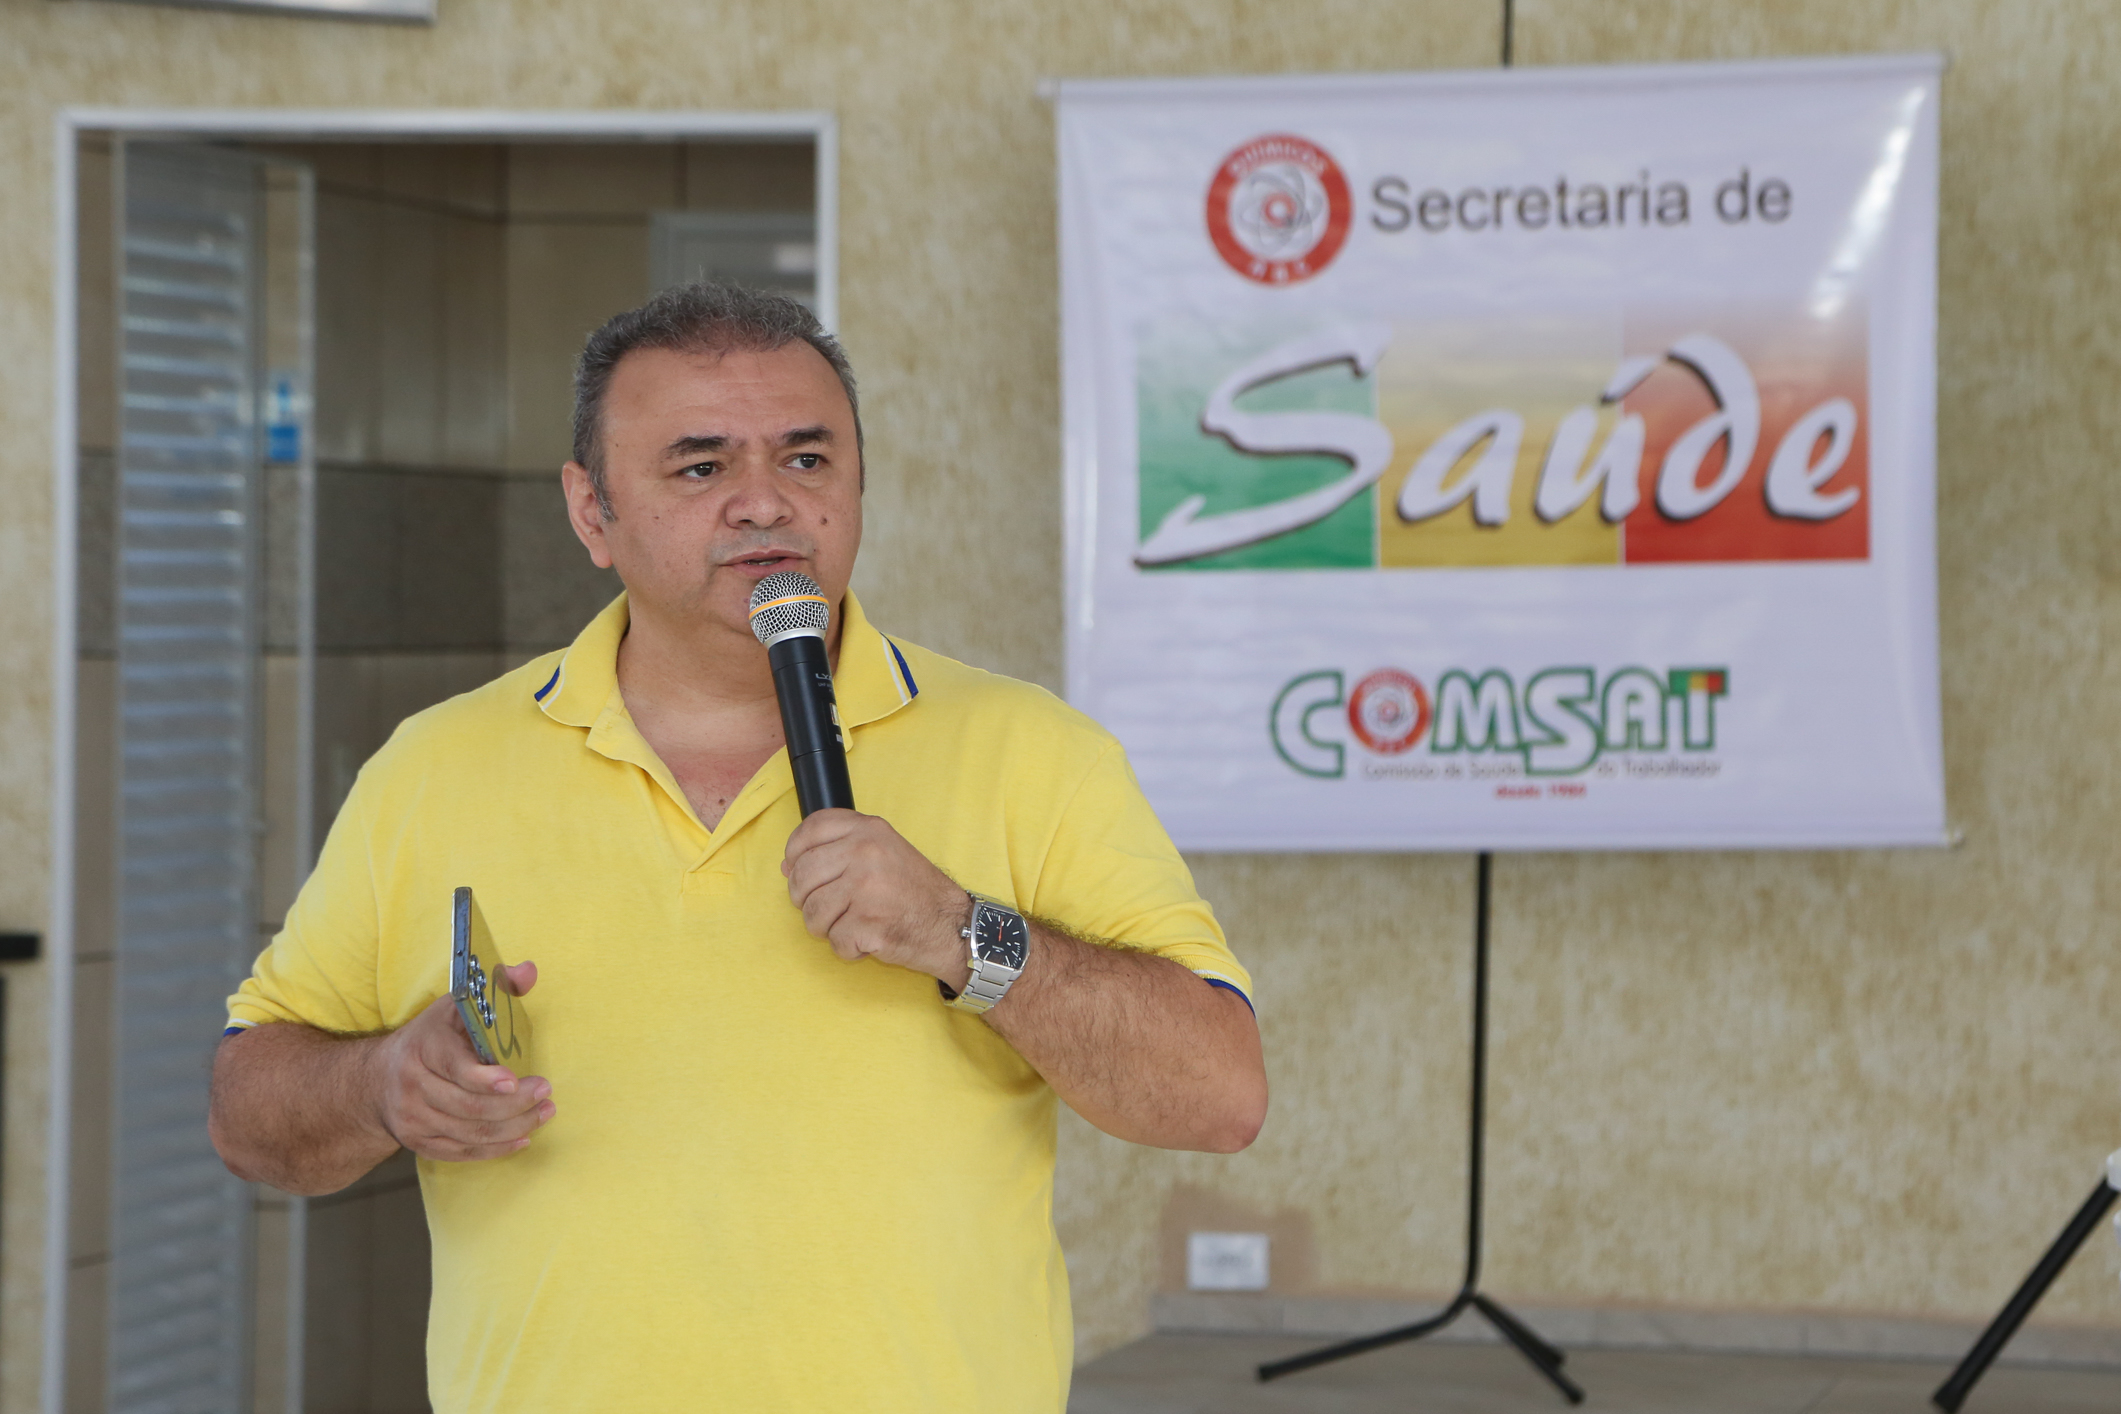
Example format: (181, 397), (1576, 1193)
(1205, 134), (1354, 285)
(1271, 665), (1729, 779)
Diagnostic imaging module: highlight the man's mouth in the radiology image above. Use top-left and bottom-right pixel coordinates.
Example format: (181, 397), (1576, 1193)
(727, 551), (805, 575)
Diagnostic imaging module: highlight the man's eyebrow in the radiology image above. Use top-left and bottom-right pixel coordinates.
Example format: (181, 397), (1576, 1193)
(663, 433), (728, 458)
(777, 425), (834, 448)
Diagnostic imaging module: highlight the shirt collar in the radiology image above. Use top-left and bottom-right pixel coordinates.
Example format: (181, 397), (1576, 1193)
(534, 591), (626, 730)
(831, 589), (922, 730)
(536, 588), (919, 737)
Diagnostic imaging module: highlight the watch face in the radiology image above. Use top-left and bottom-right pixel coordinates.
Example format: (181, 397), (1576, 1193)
(976, 904), (1029, 970)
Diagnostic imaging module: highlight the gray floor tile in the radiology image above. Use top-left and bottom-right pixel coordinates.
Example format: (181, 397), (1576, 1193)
(1070, 1334), (2121, 1414)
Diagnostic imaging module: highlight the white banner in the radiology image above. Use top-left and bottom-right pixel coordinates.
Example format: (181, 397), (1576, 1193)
(1059, 55), (1945, 852)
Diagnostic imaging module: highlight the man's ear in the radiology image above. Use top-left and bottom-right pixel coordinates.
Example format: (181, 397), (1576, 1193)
(561, 462), (616, 570)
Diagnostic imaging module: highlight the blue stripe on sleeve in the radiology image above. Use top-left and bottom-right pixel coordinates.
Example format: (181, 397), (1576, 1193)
(1204, 978), (1255, 1014)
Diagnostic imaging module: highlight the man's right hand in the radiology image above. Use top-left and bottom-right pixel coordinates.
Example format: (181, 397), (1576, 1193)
(370, 961), (555, 1162)
(211, 960), (556, 1195)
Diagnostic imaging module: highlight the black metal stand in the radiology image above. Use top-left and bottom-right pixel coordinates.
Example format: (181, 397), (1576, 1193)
(1932, 1173), (2119, 1411)
(1256, 854), (1584, 1404)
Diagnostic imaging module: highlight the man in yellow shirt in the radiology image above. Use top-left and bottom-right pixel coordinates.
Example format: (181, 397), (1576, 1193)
(208, 283), (1266, 1412)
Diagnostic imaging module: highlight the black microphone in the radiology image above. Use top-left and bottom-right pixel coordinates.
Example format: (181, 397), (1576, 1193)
(748, 571), (855, 817)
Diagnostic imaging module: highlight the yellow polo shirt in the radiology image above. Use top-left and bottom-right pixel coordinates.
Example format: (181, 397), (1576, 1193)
(226, 591), (1250, 1414)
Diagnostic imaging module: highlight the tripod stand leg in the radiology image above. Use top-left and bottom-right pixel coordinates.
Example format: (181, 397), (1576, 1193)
(1255, 1297), (1466, 1381)
(1256, 857), (1580, 1404)
(1932, 1177), (2118, 1412)
(1471, 1292), (1567, 1369)
(1473, 1295), (1584, 1404)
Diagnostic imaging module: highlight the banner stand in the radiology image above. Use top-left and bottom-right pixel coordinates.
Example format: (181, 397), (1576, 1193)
(1258, 19), (1575, 1402)
(1256, 854), (1584, 1404)
(1059, 13), (1941, 1404)
(1254, 25), (1580, 1399)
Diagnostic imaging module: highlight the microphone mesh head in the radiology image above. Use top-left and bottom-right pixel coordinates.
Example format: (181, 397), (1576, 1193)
(748, 571), (831, 644)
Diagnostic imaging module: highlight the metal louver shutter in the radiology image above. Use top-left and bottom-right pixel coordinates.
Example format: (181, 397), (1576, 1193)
(109, 142), (264, 1414)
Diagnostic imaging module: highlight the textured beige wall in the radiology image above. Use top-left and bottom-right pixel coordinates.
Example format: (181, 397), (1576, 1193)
(1501, 0), (2121, 1324)
(1, 0), (2116, 1402)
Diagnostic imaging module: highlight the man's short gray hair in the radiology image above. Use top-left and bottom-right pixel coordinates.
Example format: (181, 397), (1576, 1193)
(571, 282), (861, 518)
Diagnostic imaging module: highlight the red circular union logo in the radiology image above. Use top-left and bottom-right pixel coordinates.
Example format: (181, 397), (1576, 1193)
(1205, 134), (1354, 285)
(1347, 670), (1431, 755)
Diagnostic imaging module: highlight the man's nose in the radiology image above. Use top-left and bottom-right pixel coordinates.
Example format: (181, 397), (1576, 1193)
(723, 459), (797, 527)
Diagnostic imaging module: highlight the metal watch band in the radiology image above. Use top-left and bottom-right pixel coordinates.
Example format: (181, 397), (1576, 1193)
(944, 894), (1026, 1015)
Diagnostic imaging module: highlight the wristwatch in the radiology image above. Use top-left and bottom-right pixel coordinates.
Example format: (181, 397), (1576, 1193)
(940, 893), (1029, 1015)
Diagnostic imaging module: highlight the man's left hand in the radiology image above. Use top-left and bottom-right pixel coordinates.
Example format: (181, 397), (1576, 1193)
(782, 809), (970, 987)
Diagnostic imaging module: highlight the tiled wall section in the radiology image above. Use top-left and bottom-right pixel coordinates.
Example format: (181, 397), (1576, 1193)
(302, 1153), (431, 1414)
(502, 475), (622, 652)
(63, 662), (113, 1413)
(283, 143), (510, 473)
(311, 652), (510, 832)
(288, 139), (814, 664)
(500, 141), (815, 479)
(316, 467), (504, 654)
(65, 631), (317, 1414)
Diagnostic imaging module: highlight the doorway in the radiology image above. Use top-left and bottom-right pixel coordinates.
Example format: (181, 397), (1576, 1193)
(53, 111), (834, 1414)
